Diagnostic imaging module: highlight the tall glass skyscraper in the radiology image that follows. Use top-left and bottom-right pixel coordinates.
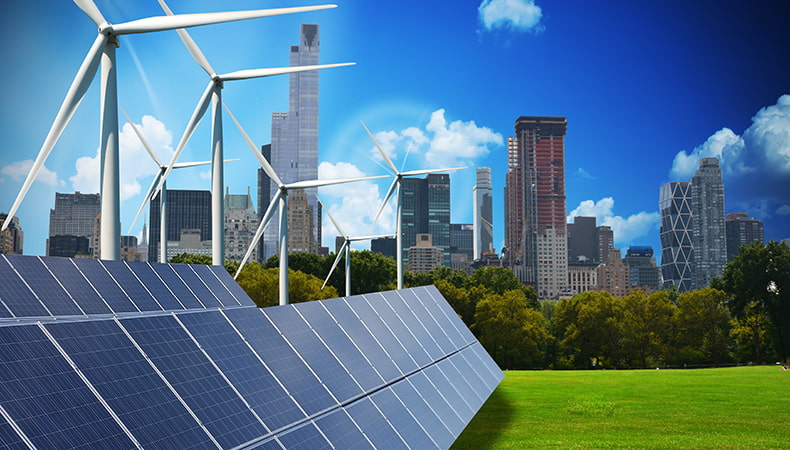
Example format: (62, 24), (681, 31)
(400, 174), (451, 268)
(473, 166), (493, 259)
(148, 189), (211, 262)
(264, 24), (321, 259)
(47, 191), (100, 257)
(659, 181), (694, 291)
(691, 157), (726, 289)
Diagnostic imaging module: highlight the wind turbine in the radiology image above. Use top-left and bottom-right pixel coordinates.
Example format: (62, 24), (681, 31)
(120, 108), (236, 264)
(224, 104), (387, 305)
(320, 199), (395, 297)
(2, 0), (341, 261)
(154, 0), (354, 266)
(362, 121), (465, 289)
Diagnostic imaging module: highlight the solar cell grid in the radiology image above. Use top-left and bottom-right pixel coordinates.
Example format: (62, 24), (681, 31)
(44, 319), (215, 449)
(372, 386), (439, 449)
(396, 287), (456, 355)
(423, 286), (477, 345)
(170, 264), (222, 308)
(408, 371), (466, 438)
(313, 408), (373, 449)
(466, 343), (505, 386)
(0, 256), (49, 318)
(223, 308), (337, 417)
(40, 257), (111, 315)
(71, 258), (138, 313)
(388, 378), (454, 449)
(423, 364), (475, 424)
(265, 306), (363, 404)
(207, 265), (256, 306)
(344, 397), (407, 449)
(178, 310), (306, 432)
(191, 265), (241, 307)
(275, 422), (331, 450)
(443, 352), (486, 405)
(0, 412), (27, 449)
(0, 325), (134, 449)
(127, 263), (183, 311)
(101, 261), (161, 312)
(151, 264), (204, 309)
(386, 290), (445, 360)
(7, 256), (82, 316)
(120, 315), (266, 449)
(367, 292), (434, 368)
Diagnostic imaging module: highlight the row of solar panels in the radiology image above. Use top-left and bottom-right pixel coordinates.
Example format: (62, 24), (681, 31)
(0, 255), (253, 319)
(0, 285), (503, 449)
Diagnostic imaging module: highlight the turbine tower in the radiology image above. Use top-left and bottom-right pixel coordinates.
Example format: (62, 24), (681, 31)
(320, 199), (395, 297)
(154, 0), (353, 266)
(1, 0), (342, 261)
(225, 105), (387, 305)
(362, 121), (464, 289)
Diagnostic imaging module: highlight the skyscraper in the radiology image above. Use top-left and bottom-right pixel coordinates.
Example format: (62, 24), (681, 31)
(505, 116), (568, 299)
(257, 144), (272, 262)
(47, 191), (100, 257)
(659, 181), (694, 291)
(473, 167), (493, 259)
(224, 187), (259, 263)
(623, 246), (662, 292)
(149, 189), (211, 262)
(265, 24), (322, 259)
(0, 214), (23, 255)
(725, 212), (764, 261)
(691, 158), (726, 289)
(399, 174), (451, 268)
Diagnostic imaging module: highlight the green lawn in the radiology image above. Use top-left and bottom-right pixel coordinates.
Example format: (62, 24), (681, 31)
(452, 366), (790, 449)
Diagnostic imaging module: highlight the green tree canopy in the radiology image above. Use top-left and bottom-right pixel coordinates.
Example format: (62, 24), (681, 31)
(236, 262), (338, 307)
(671, 287), (733, 366)
(554, 291), (626, 369)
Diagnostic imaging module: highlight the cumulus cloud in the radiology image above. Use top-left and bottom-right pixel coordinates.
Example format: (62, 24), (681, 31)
(318, 161), (394, 247)
(369, 109), (503, 169)
(567, 197), (660, 246)
(69, 115), (174, 201)
(479, 0), (543, 32)
(1, 160), (64, 187)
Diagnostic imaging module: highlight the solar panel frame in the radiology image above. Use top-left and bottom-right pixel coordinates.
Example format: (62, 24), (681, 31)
(206, 265), (256, 307)
(313, 408), (373, 449)
(126, 262), (184, 311)
(343, 397), (408, 449)
(365, 291), (433, 368)
(100, 260), (162, 312)
(274, 421), (331, 450)
(396, 287), (456, 356)
(372, 385), (440, 449)
(150, 264), (205, 309)
(0, 256), (50, 318)
(6, 255), (83, 316)
(40, 257), (112, 315)
(169, 264), (222, 308)
(71, 258), (138, 313)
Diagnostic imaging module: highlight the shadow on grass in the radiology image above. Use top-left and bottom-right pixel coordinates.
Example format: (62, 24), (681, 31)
(451, 385), (515, 449)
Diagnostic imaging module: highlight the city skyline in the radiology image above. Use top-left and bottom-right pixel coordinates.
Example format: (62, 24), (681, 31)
(1, 1), (788, 258)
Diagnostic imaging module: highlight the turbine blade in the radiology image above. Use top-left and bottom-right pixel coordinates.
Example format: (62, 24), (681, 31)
(156, 0), (216, 76)
(128, 172), (161, 234)
(121, 106), (162, 166)
(3, 35), (104, 230)
(222, 102), (283, 187)
(321, 201), (346, 237)
(172, 160), (212, 168)
(73, 0), (107, 27)
(287, 174), (388, 190)
(156, 82), (214, 196)
(368, 178), (398, 233)
(400, 166), (465, 177)
(361, 120), (398, 174)
(235, 190), (281, 278)
(322, 242), (348, 290)
(113, 5), (338, 35)
(219, 62), (355, 81)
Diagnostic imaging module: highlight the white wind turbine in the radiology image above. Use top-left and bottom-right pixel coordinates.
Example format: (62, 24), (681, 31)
(225, 104), (388, 305)
(2, 0), (342, 261)
(362, 121), (465, 289)
(153, 0), (354, 266)
(320, 199), (395, 297)
(120, 108), (237, 264)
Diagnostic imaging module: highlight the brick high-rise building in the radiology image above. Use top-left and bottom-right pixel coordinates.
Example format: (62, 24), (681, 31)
(505, 116), (568, 299)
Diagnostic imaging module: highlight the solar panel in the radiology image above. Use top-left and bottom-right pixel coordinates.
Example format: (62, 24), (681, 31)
(0, 256), (503, 449)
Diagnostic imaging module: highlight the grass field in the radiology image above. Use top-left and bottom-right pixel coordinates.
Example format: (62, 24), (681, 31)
(452, 366), (790, 449)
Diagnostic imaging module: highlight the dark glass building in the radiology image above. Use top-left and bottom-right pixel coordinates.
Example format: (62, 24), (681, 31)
(725, 212), (764, 261)
(400, 174), (451, 268)
(148, 190), (212, 262)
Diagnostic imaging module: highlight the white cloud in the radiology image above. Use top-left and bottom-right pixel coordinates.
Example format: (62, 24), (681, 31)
(318, 161), (394, 247)
(567, 197), (660, 246)
(479, 0), (543, 32)
(777, 205), (790, 216)
(669, 127), (745, 180)
(1, 160), (64, 187)
(69, 115), (174, 201)
(576, 167), (595, 180)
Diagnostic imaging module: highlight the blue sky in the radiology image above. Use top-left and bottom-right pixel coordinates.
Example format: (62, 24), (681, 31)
(1, 0), (788, 258)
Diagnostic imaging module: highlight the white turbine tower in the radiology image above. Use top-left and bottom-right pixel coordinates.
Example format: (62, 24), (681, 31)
(120, 108), (236, 264)
(154, 0), (354, 266)
(1, 0), (343, 261)
(320, 199), (395, 297)
(224, 105), (387, 305)
(362, 121), (465, 289)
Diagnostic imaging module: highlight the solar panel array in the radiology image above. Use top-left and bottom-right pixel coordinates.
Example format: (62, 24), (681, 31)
(0, 255), (503, 449)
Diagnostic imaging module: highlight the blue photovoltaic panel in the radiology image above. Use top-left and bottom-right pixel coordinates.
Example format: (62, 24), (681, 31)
(441, 354), (485, 406)
(207, 265), (256, 307)
(223, 308), (337, 416)
(409, 370), (465, 437)
(297, 300), (385, 392)
(388, 378), (454, 449)
(127, 263), (184, 311)
(120, 315), (266, 449)
(466, 342), (505, 388)
(0, 325), (134, 448)
(344, 397), (407, 449)
(265, 306), (363, 404)
(170, 264), (222, 308)
(372, 386), (439, 449)
(345, 294), (418, 375)
(423, 286), (477, 345)
(41, 257), (111, 315)
(152, 264), (204, 309)
(314, 408), (372, 449)
(177, 310), (306, 432)
(396, 287), (455, 356)
(0, 413), (27, 449)
(190, 265), (240, 307)
(71, 258), (138, 313)
(366, 291), (433, 368)
(100, 260), (161, 312)
(44, 319), (215, 449)
(275, 422), (331, 450)
(381, 290), (445, 361)
(7, 255), (82, 316)
(0, 257), (48, 318)
(414, 285), (468, 349)
(423, 364), (475, 425)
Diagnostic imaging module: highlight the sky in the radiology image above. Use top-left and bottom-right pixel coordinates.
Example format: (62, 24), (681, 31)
(1, 0), (788, 259)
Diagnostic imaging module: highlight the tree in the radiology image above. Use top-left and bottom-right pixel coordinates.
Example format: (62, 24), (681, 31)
(348, 250), (396, 295)
(620, 290), (676, 368)
(169, 253), (241, 276)
(730, 302), (775, 364)
(671, 287), (733, 366)
(235, 262), (338, 307)
(554, 291), (626, 369)
(715, 241), (790, 362)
